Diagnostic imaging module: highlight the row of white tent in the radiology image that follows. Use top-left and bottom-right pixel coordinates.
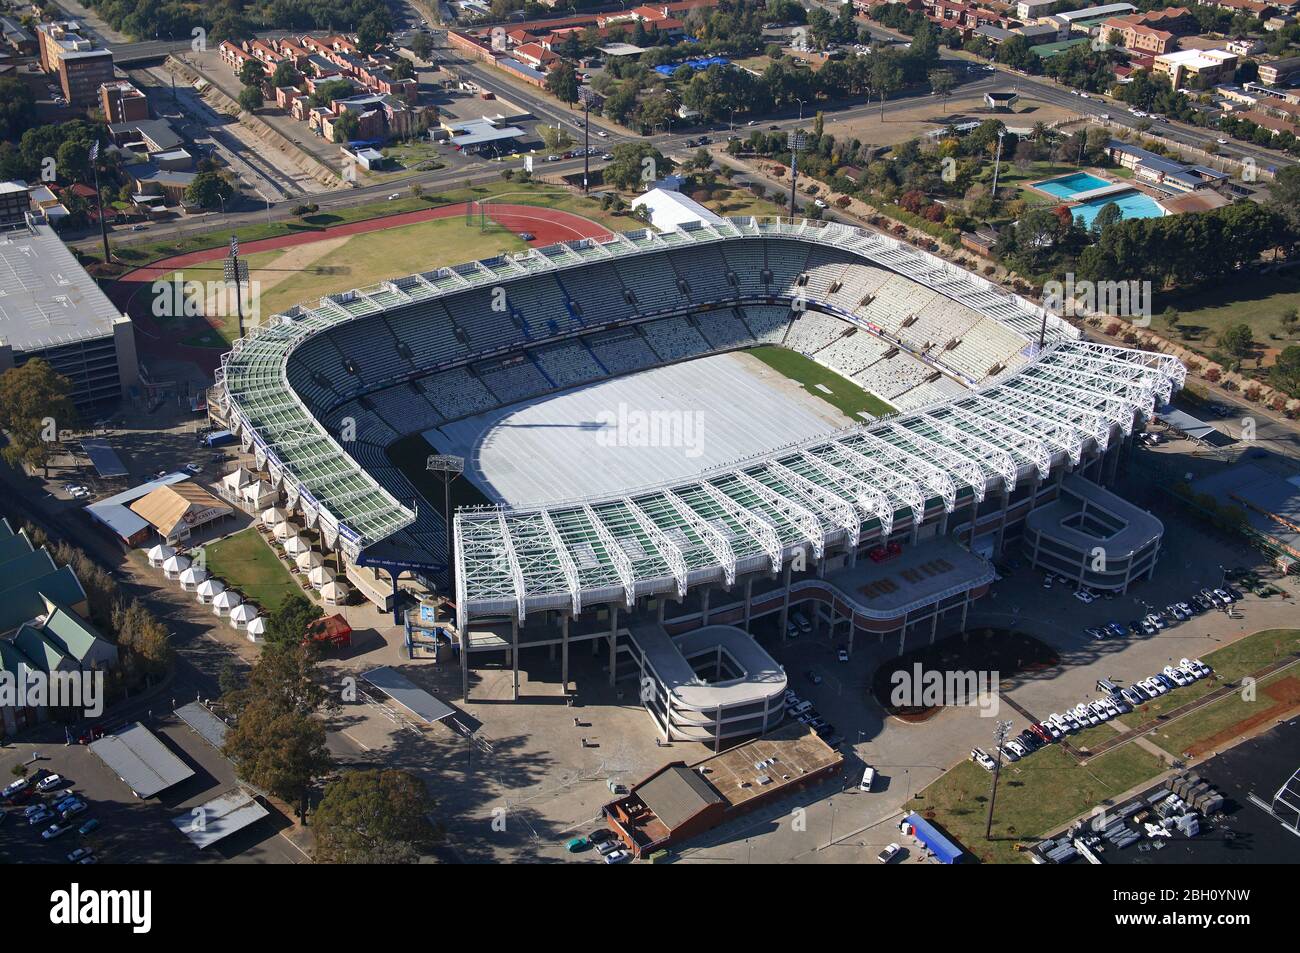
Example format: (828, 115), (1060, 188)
(260, 506), (350, 605)
(146, 543), (266, 637)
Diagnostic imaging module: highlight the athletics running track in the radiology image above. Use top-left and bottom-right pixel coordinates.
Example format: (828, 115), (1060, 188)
(111, 203), (614, 374)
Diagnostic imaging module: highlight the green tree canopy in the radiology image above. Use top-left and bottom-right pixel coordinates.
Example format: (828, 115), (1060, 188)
(0, 359), (76, 477)
(314, 770), (440, 863)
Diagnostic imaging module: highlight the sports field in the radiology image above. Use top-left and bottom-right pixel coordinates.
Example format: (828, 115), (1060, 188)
(748, 345), (898, 419)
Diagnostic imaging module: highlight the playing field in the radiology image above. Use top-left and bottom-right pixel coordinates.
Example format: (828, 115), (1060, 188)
(747, 345), (898, 419)
(423, 351), (852, 506)
(156, 217), (531, 347)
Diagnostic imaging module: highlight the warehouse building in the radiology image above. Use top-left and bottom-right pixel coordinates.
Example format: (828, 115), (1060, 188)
(0, 219), (139, 408)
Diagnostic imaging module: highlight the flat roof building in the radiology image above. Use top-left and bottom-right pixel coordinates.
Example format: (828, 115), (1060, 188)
(1153, 48), (1238, 89)
(0, 220), (138, 408)
(36, 21), (114, 107)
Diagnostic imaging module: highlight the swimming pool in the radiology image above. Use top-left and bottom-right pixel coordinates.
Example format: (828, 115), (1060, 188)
(1035, 172), (1111, 199)
(1071, 190), (1165, 228)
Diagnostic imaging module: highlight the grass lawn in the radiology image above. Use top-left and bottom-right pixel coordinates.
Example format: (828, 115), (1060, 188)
(910, 743), (1167, 864)
(159, 216), (532, 345)
(1067, 721), (1121, 753)
(1152, 667), (1299, 758)
(748, 344), (897, 419)
(1156, 273), (1300, 364)
(202, 527), (306, 613)
(697, 182), (788, 219)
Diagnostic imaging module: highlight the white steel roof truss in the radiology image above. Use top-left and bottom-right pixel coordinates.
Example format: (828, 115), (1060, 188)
(852, 431), (957, 512)
(819, 442), (924, 525)
(795, 450), (893, 537)
(985, 388), (1107, 453)
(495, 511), (527, 622)
(661, 490), (738, 586)
(621, 497), (688, 598)
(888, 423), (988, 502)
(942, 404), (1050, 478)
(919, 413), (1017, 488)
(696, 481), (781, 573)
(581, 504), (636, 607)
(539, 510), (582, 615)
(729, 471), (825, 559)
(765, 461), (860, 548)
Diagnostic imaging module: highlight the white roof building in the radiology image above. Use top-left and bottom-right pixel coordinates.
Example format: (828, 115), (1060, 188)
(631, 187), (725, 233)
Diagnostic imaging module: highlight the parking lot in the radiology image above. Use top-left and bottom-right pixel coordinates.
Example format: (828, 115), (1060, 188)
(0, 715), (305, 865)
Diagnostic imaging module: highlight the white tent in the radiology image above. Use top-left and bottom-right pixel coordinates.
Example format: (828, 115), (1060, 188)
(221, 467), (252, 497)
(261, 506), (290, 526)
(196, 578), (226, 604)
(241, 481), (275, 508)
(272, 521), (300, 541)
(146, 543), (175, 567)
(212, 589), (242, 615)
(162, 553), (191, 579)
(295, 550), (324, 571)
(229, 603), (258, 629)
(320, 580), (350, 605)
(246, 616), (267, 639)
(178, 566), (209, 590)
(282, 535), (311, 556)
(308, 566), (335, 589)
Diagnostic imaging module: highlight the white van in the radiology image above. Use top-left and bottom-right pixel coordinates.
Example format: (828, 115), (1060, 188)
(860, 765), (876, 792)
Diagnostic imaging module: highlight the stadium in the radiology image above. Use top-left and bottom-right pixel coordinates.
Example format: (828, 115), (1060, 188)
(215, 216), (1183, 741)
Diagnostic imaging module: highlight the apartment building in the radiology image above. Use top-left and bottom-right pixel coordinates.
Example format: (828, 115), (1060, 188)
(1153, 48), (1238, 88)
(1102, 16), (1178, 55)
(36, 21), (114, 107)
(99, 80), (149, 123)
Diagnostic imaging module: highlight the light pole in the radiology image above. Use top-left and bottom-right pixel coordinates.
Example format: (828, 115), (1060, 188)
(579, 87), (596, 194)
(984, 720), (1013, 840)
(787, 129), (806, 219)
(990, 130), (1006, 207)
(427, 454), (465, 601)
(796, 97), (805, 122)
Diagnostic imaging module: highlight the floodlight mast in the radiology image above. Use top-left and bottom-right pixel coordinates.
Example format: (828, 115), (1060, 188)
(787, 131), (806, 218)
(427, 454), (466, 603)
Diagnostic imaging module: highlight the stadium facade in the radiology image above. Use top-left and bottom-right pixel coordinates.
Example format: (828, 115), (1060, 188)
(215, 216), (1183, 711)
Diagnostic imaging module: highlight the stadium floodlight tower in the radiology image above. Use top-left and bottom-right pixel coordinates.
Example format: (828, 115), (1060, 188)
(427, 454), (465, 602)
(579, 87), (597, 194)
(787, 130), (807, 218)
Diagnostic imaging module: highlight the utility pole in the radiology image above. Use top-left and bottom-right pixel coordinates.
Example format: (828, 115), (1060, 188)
(427, 454), (465, 602)
(985, 720), (1013, 840)
(787, 130), (806, 219)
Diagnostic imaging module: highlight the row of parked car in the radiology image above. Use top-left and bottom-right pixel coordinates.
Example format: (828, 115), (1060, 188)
(1, 773), (101, 862)
(969, 658), (1215, 770)
(564, 826), (631, 863)
(1084, 585), (1243, 641)
(785, 689), (844, 748)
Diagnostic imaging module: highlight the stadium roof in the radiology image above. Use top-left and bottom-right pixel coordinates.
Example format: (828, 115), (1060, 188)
(453, 339), (1182, 627)
(218, 218), (1086, 562)
(0, 221), (122, 352)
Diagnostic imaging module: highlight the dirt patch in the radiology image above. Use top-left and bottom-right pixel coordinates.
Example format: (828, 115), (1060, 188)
(1185, 676), (1300, 757)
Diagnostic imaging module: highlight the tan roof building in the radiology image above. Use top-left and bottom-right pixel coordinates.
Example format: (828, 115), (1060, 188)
(129, 482), (233, 543)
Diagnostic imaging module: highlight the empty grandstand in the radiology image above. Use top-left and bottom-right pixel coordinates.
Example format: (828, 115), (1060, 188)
(216, 216), (1184, 714)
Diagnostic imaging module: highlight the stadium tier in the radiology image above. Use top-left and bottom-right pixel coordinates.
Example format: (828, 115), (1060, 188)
(215, 218), (1184, 636)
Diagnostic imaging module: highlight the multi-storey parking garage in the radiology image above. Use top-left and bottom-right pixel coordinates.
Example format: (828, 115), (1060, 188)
(216, 216), (1185, 721)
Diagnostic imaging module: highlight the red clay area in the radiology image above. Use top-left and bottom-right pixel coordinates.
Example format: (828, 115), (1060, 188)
(112, 202), (613, 372)
(1184, 676), (1300, 757)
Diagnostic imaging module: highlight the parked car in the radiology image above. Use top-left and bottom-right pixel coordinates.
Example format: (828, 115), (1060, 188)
(1213, 587), (1235, 604)
(36, 774), (65, 793)
(859, 765), (876, 791)
(1163, 665), (1190, 687)
(2, 777), (30, 800)
(67, 847), (93, 863)
(59, 800), (87, 820)
(1085, 626), (1107, 641)
(791, 611), (812, 634)
(596, 838), (622, 856)
(877, 842), (902, 863)
(971, 747), (996, 770)
(588, 828), (616, 845)
(78, 818), (101, 836)
(805, 669), (822, 685)
(999, 744), (1020, 762)
(42, 821), (72, 840)
(603, 849), (631, 864)
(564, 837), (588, 853)
(1074, 589), (1095, 604)
(837, 647), (849, 663)
(27, 807), (54, 826)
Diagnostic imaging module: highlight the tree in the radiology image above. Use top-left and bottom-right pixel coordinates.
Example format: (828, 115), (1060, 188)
(110, 598), (173, 681)
(1270, 345), (1300, 397)
(223, 642), (329, 719)
(0, 77), (37, 142)
(604, 141), (668, 190)
(265, 594), (324, 649)
(313, 770), (440, 863)
(222, 703), (331, 817)
(410, 32), (433, 61)
(271, 60), (300, 89)
(546, 62), (579, 105)
(391, 57), (415, 81)
(0, 359), (76, 477)
(332, 110), (360, 144)
(539, 124), (574, 151)
(1218, 322), (1254, 358)
(237, 85), (263, 112)
(238, 58), (265, 89)
(1266, 164), (1300, 249)
(356, 11), (391, 56)
(184, 171), (233, 210)
(928, 69), (955, 113)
